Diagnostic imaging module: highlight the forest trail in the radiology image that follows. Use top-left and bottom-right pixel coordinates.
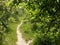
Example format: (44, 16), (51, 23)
(16, 21), (32, 45)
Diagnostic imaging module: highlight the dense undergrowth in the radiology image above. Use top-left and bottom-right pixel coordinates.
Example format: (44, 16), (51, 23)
(0, 0), (60, 45)
(20, 21), (34, 42)
(3, 22), (19, 45)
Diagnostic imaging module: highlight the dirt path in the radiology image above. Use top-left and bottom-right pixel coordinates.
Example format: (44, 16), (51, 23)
(16, 21), (32, 45)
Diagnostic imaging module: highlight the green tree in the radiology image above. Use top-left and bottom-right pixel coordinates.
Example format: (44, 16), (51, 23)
(20, 0), (60, 45)
(0, 0), (20, 45)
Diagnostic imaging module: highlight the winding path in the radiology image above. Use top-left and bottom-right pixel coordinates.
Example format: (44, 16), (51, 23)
(16, 21), (32, 45)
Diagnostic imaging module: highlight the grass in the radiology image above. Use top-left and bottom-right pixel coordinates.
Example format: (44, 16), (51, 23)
(20, 21), (35, 42)
(4, 22), (19, 45)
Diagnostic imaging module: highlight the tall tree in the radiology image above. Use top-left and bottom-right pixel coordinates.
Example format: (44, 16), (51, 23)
(20, 0), (60, 45)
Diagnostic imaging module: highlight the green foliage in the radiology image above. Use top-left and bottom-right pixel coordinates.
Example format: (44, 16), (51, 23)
(20, 0), (60, 45)
(0, 0), (60, 45)
(0, 0), (20, 45)
(21, 21), (34, 41)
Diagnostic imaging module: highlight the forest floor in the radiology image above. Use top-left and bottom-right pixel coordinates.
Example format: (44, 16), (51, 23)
(16, 21), (32, 45)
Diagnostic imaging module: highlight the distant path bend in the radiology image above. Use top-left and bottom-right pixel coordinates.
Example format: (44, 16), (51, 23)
(16, 21), (32, 45)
